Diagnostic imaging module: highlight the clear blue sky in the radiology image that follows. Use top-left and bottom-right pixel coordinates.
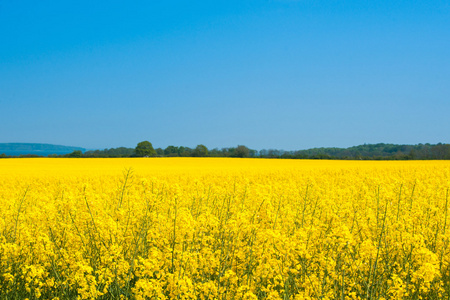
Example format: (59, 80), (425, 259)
(1, 1), (449, 150)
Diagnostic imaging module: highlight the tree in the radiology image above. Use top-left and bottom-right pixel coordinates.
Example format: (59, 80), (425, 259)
(178, 146), (192, 157)
(164, 145), (179, 156)
(135, 141), (156, 157)
(192, 144), (208, 157)
(234, 145), (250, 158)
(208, 148), (223, 157)
(67, 150), (82, 158)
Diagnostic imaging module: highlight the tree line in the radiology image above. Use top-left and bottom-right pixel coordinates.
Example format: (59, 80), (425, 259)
(1, 142), (450, 160)
(83, 142), (257, 158)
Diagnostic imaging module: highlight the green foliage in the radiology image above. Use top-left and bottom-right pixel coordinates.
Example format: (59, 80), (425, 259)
(66, 150), (82, 158)
(234, 145), (250, 158)
(221, 147), (235, 157)
(273, 143), (450, 160)
(178, 146), (192, 157)
(164, 145), (179, 156)
(134, 141), (156, 157)
(192, 144), (208, 157)
(155, 148), (164, 156)
(6, 141), (449, 160)
(84, 147), (135, 158)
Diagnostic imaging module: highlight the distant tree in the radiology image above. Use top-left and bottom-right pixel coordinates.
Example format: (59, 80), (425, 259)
(192, 144), (208, 157)
(0, 153), (7, 158)
(234, 145), (250, 158)
(67, 150), (82, 158)
(135, 141), (156, 157)
(431, 143), (450, 159)
(409, 149), (417, 160)
(178, 146), (193, 157)
(19, 154), (42, 158)
(164, 146), (179, 156)
(267, 149), (282, 158)
(221, 147), (235, 157)
(177, 146), (185, 156)
(155, 148), (164, 156)
(259, 149), (268, 157)
(208, 148), (224, 157)
(84, 147), (135, 157)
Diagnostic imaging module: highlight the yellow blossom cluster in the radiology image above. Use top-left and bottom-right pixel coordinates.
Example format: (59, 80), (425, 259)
(0, 158), (449, 299)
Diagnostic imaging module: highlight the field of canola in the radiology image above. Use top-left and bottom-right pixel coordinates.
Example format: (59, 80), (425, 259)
(0, 158), (450, 300)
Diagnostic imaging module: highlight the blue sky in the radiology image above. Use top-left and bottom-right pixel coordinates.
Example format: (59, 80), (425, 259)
(1, 1), (449, 150)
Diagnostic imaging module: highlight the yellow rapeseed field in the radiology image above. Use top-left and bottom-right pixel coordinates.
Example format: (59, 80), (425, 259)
(0, 158), (449, 300)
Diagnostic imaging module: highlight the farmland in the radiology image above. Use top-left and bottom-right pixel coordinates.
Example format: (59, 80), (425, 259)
(0, 158), (449, 299)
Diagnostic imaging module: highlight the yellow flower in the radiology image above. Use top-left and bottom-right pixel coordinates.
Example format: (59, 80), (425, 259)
(0, 158), (448, 299)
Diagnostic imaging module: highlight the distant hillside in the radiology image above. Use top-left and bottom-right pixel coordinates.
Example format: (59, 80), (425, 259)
(0, 143), (86, 156)
(274, 143), (450, 160)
